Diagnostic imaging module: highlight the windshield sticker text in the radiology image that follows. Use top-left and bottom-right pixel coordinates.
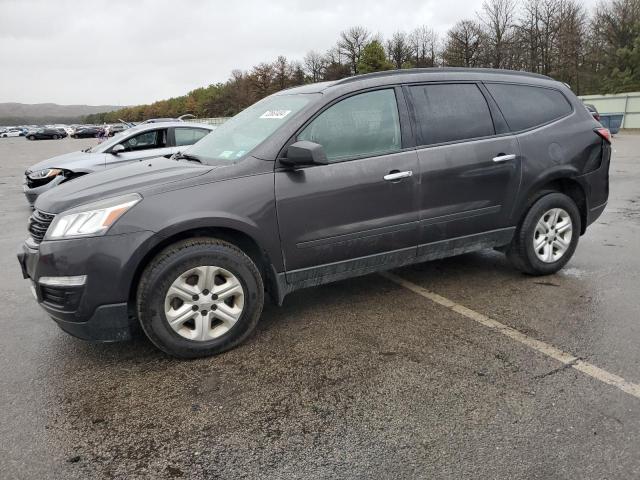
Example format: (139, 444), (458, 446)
(260, 110), (291, 119)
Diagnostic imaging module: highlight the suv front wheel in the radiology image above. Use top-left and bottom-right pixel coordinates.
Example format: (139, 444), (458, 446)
(507, 192), (581, 275)
(137, 238), (264, 358)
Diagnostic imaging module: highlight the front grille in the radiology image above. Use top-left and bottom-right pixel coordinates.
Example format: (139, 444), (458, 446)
(28, 209), (55, 244)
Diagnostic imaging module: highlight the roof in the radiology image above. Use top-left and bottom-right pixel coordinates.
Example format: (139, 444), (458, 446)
(124, 121), (215, 134)
(281, 68), (557, 96)
(333, 67), (552, 85)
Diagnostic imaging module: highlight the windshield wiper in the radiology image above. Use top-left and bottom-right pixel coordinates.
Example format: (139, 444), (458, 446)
(174, 152), (203, 164)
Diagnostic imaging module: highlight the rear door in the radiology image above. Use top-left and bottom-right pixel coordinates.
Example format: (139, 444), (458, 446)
(275, 87), (419, 279)
(404, 82), (522, 251)
(106, 128), (172, 168)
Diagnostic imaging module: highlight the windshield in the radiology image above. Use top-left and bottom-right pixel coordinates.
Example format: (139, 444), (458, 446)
(185, 93), (318, 163)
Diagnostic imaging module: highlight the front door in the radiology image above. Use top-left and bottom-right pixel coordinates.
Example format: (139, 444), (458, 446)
(275, 88), (419, 280)
(107, 128), (173, 169)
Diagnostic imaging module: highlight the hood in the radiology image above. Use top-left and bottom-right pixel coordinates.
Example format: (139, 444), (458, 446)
(26, 150), (99, 174)
(35, 157), (213, 214)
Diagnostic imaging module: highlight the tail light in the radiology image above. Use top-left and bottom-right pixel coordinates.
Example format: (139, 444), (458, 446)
(594, 127), (611, 144)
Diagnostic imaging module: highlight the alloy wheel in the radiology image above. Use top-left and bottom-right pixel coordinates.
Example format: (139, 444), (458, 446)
(533, 208), (573, 263)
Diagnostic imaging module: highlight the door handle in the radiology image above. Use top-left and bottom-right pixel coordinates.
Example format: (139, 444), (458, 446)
(492, 153), (517, 163)
(384, 170), (413, 181)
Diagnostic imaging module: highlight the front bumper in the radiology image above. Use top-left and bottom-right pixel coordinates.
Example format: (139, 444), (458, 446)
(23, 175), (65, 206)
(17, 230), (155, 342)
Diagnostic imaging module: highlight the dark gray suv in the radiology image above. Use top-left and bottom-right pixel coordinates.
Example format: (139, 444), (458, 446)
(17, 68), (611, 358)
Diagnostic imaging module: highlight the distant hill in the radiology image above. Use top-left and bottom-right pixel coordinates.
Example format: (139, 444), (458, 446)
(0, 102), (123, 125)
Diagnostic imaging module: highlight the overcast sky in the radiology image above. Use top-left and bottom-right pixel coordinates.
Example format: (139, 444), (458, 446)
(0, 0), (600, 106)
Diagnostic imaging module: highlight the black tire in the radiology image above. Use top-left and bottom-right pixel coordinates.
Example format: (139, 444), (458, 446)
(506, 192), (581, 275)
(28, 135), (35, 140)
(136, 238), (264, 358)
(52, 134), (58, 139)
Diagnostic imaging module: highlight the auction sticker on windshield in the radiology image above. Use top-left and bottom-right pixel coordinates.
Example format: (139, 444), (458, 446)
(260, 110), (291, 119)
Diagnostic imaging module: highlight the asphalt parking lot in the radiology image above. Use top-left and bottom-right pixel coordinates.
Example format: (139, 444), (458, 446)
(1, 134), (639, 479)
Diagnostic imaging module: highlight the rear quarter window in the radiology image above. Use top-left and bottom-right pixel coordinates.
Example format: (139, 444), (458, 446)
(485, 83), (572, 132)
(406, 83), (495, 147)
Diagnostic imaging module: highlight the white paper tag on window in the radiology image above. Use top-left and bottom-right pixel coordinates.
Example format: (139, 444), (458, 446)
(260, 110), (291, 119)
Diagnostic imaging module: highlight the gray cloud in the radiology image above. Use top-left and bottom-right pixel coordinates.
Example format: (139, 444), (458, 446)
(0, 0), (599, 105)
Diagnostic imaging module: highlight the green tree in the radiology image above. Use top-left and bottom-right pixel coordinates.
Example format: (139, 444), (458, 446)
(357, 41), (393, 73)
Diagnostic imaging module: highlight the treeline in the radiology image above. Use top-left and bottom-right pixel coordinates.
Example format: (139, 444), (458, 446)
(86, 0), (640, 124)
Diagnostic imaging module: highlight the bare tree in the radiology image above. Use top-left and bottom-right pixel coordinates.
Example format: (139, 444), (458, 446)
(555, 0), (587, 91)
(516, 0), (561, 75)
(251, 62), (275, 97)
(272, 56), (293, 91)
(409, 26), (439, 67)
(386, 31), (413, 69)
(338, 26), (371, 74)
(442, 20), (486, 67)
(303, 50), (327, 82)
(478, 0), (517, 68)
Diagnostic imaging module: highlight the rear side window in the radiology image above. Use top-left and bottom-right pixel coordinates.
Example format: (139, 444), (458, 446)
(485, 83), (572, 131)
(406, 83), (495, 147)
(298, 89), (401, 162)
(174, 127), (210, 147)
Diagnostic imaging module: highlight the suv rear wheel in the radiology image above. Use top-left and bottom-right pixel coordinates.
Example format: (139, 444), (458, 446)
(137, 238), (264, 358)
(507, 192), (581, 275)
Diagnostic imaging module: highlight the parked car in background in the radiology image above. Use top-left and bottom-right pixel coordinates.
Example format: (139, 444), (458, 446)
(17, 68), (611, 358)
(585, 103), (600, 121)
(0, 128), (25, 138)
(26, 128), (65, 140)
(23, 121), (214, 205)
(71, 126), (101, 138)
(108, 123), (128, 136)
(55, 128), (68, 138)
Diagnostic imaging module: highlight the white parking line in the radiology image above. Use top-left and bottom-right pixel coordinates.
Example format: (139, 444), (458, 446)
(381, 271), (640, 400)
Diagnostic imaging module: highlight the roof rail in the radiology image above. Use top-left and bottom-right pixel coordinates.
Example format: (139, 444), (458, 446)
(332, 67), (553, 86)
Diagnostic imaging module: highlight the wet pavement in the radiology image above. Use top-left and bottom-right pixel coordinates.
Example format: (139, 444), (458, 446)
(0, 134), (639, 479)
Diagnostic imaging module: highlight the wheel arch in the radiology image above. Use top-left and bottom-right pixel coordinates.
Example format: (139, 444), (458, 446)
(127, 225), (280, 315)
(519, 175), (588, 234)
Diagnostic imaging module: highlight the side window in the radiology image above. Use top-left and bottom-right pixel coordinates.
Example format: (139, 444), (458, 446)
(174, 127), (210, 147)
(121, 129), (166, 151)
(298, 89), (401, 162)
(485, 83), (572, 131)
(406, 83), (495, 147)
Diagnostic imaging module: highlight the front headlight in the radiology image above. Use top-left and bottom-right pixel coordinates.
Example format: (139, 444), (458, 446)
(28, 168), (62, 180)
(47, 193), (141, 239)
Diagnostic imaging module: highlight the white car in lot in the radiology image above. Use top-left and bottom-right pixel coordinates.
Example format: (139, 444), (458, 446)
(1, 129), (25, 138)
(23, 121), (214, 205)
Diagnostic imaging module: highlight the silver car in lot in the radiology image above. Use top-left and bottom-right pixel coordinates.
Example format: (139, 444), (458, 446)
(24, 121), (214, 205)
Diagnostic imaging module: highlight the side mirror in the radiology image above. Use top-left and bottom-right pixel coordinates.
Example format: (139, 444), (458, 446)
(281, 141), (328, 166)
(111, 144), (125, 155)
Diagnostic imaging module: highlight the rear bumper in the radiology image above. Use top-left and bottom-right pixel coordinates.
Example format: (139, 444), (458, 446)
(587, 201), (607, 226)
(578, 141), (611, 229)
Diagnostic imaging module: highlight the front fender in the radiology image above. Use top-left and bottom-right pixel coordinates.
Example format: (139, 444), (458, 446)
(113, 172), (283, 271)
